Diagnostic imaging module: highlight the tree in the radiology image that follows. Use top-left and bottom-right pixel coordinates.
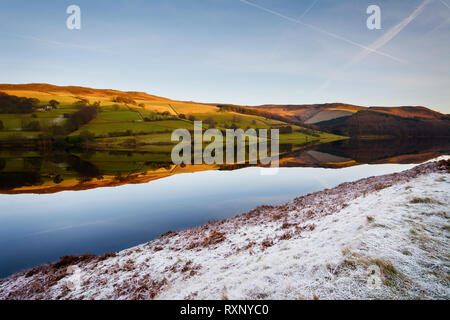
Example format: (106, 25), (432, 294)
(64, 106), (98, 133)
(49, 100), (60, 108)
(79, 130), (95, 142)
(53, 175), (64, 184)
(204, 117), (216, 128)
(112, 96), (136, 105)
(0, 92), (40, 113)
(279, 126), (293, 134)
(74, 98), (89, 107)
(28, 98), (40, 107)
(23, 121), (41, 131)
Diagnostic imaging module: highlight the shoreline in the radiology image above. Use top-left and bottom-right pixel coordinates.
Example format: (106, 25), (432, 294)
(1, 159), (449, 300)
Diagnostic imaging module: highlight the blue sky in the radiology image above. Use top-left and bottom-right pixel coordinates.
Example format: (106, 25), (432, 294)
(0, 0), (449, 113)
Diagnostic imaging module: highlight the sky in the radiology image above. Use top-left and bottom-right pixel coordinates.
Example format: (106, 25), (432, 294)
(0, 0), (449, 113)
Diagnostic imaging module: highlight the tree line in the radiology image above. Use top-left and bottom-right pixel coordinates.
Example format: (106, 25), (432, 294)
(0, 92), (40, 113)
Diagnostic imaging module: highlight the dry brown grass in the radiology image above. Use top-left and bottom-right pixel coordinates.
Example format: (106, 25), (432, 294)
(279, 231), (293, 240)
(200, 230), (226, 247)
(410, 197), (443, 205)
(261, 238), (274, 250)
(375, 184), (391, 191)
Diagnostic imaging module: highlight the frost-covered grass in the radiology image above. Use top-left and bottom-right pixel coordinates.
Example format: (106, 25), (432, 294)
(0, 159), (448, 300)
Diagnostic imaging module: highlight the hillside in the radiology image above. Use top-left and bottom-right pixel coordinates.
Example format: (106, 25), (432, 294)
(315, 110), (450, 138)
(0, 83), (343, 151)
(251, 103), (365, 123)
(368, 106), (445, 119)
(1, 83), (447, 142)
(0, 83), (172, 103)
(250, 103), (449, 138)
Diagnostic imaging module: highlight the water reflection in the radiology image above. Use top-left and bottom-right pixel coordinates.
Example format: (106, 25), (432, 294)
(0, 138), (448, 194)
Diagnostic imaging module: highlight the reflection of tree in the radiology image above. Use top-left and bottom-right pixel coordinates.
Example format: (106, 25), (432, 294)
(77, 176), (93, 183)
(24, 157), (43, 171)
(67, 156), (101, 180)
(53, 175), (64, 184)
(279, 144), (293, 153)
(0, 172), (43, 190)
(114, 172), (122, 181)
(144, 162), (172, 170)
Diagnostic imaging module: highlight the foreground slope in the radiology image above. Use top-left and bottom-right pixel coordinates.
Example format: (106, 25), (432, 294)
(1, 159), (448, 300)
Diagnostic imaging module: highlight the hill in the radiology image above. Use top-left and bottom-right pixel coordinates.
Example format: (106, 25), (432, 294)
(2, 83), (447, 140)
(0, 83), (343, 150)
(0, 83), (172, 103)
(249, 103), (449, 138)
(315, 110), (449, 138)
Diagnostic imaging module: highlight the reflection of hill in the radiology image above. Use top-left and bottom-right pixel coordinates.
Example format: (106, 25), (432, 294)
(316, 138), (450, 163)
(278, 138), (450, 168)
(1, 138), (449, 194)
(0, 163), (219, 194)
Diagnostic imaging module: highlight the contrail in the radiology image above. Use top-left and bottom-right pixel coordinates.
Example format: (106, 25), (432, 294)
(0, 31), (118, 56)
(439, 0), (450, 9)
(238, 0), (404, 63)
(300, 0), (320, 19)
(317, 0), (432, 92)
(269, 0), (320, 59)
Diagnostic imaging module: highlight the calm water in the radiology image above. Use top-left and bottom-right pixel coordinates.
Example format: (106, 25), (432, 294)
(0, 138), (448, 277)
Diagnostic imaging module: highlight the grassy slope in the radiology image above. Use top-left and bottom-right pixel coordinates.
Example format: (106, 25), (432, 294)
(0, 84), (346, 148)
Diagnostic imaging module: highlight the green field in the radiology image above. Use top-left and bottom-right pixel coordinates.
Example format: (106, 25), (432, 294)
(97, 111), (142, 122)
(193, 112), (285, 129)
